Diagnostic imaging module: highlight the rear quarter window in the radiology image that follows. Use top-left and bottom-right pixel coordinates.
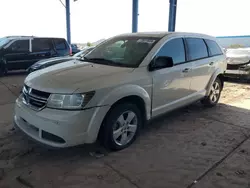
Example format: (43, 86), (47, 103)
(205, 39), (223, 56)
(54, 39), (67, 50)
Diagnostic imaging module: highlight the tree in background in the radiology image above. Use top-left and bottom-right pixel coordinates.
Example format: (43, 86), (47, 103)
(228, 44), (244, 49)
(87, 42), (92, 47)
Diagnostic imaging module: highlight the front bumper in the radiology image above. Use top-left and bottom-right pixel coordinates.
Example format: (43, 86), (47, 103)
(14, 97), (110, 148)
(225, 67), (250, 79)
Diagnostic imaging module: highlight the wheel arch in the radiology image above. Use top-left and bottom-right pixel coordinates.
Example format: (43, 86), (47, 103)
(86, 85), (151, 143)
(206, 69), (225, 96)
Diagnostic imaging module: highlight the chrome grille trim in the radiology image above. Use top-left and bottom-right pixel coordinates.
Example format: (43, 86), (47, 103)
(22, 85), (50, 111)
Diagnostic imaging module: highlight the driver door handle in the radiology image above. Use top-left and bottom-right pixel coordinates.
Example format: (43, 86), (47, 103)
(209, 62), (214, 66)
(182, 68), (191, 73)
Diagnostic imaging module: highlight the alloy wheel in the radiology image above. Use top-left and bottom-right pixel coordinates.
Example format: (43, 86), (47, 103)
(112, 111), (138, 146)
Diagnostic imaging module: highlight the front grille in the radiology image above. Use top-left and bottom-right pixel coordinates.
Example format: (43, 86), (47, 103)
(22, 85), (50, 111)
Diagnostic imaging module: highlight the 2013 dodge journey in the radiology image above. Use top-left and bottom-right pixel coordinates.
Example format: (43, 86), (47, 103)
(14, 32), (227, 150)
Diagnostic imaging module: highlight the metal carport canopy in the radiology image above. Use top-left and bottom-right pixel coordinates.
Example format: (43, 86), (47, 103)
(65, 0), (177, 44)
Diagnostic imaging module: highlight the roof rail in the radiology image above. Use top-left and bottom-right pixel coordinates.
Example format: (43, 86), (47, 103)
(5, 35), (35, 38)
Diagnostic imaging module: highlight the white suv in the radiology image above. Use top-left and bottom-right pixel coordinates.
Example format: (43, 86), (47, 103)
(14, 32), (226, 150)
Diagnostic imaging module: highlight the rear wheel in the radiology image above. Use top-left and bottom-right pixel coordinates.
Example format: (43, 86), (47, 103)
(100, 103), (142, 151)
(201, 78), (222, 107)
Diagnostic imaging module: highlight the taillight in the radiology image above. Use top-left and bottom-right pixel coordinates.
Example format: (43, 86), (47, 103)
(69, 46), (72, 55)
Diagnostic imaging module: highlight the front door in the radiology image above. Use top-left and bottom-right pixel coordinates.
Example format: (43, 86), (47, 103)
(151, 37), (193, 117)
(4, 39), (31, 70)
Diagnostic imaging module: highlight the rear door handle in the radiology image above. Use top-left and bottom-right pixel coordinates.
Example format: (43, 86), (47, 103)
(209, 62), (214, 66)
(182, 68), (191, 73)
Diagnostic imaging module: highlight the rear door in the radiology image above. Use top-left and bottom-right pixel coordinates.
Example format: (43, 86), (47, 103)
(53, 38), (70, 56)
(185, 37), (211, 93)
(30, 38), (57, 67)
(4, 39), (31, 70)
(204, 39), (224, 74)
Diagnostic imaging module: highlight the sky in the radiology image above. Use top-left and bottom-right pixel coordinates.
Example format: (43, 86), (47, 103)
(0, 0), (250, 43)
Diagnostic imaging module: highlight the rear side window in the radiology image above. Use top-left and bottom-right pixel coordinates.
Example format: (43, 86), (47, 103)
(32, 38), (51, 52)
(186, 38), (208, 61)
(205, 39), (223, 56)
(54, 39), (67, 50)
(9, 40), (29, 52)
(156, 38), (186, 65)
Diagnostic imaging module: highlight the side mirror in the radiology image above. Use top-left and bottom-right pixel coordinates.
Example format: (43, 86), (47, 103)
(149, 56), (174, 71)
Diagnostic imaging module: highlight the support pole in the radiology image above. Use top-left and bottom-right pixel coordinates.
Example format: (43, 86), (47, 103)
(168, 0), (177, 32)
(132, 0), (139, 33)
(65, 0), (71, 44)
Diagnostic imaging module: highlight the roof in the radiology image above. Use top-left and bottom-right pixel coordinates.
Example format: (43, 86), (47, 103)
(116, 31), (215, 40)
(117, 32), (169, 38)
(4, 36), (66, 40)
(216, 35), (250, 39)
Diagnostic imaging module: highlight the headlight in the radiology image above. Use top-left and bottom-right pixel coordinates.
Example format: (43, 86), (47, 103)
(47, 92), (94, 110)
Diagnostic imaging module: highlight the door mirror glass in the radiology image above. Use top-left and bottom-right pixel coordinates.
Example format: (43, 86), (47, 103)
(150, 56), (174, 71)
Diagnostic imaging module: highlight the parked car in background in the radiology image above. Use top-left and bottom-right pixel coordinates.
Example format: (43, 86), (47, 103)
(0, 36), (71, 76)
(225, 48), (250, 80)
(14, 32), (226, 151)
(27, 46), (95, 73)
(71, 44), (80, 54)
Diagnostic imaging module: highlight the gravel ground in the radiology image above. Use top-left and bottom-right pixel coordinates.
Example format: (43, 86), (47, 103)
(0, 74), (250, 188)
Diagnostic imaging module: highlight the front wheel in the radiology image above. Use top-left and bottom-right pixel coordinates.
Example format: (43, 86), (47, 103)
(0, 66), (6, 77)
(0, 61), (7, 77)
(201, 78), (222, 107)
(99, 103), (142, 151)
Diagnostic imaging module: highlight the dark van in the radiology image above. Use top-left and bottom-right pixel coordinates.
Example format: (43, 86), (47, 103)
(0, 36), (71, 75)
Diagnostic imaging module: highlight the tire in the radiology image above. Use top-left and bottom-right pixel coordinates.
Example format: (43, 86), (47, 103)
(201, 78), (222, 107)
(99, 103), (142, 151)
(0, 61), (7, 77)
(0, 66), (6, 77)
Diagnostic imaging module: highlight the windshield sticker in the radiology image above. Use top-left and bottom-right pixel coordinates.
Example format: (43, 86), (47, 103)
(137, 39), (156, 44)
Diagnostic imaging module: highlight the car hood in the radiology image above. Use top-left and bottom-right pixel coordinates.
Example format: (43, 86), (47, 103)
(32, 56), (74, 67)
(227, 56), (250, 65)
(25, 60), (134, 93)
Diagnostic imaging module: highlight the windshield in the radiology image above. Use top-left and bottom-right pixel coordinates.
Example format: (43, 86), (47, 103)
(73, 48), (94, 57)
(0, 38), (10, 48)
(84, 36), (160, 68)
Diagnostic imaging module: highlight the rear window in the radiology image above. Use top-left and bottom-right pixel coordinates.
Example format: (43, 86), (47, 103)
(205, 39), (223, 56)
(54, 39), (67, 50)
(186, 38), (208, 61)
(32, 38), (51, 52)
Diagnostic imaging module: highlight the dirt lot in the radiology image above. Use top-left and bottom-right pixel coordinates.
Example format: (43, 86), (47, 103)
(0, 73), (250, 188)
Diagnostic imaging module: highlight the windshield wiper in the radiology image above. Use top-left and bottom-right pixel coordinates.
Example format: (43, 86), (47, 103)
(82, 57), (129, 67)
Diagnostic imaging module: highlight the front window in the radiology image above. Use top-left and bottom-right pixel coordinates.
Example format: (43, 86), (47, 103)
(8, 40), (29, 52)
(84, 36), (160, 68)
